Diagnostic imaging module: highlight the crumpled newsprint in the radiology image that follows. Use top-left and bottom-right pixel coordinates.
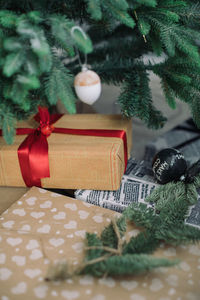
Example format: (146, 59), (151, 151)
(75, 158), (200, 229)
(75, 159), (158, 213)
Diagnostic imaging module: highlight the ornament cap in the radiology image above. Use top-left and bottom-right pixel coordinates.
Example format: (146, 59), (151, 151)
(81, 64), (88, 72)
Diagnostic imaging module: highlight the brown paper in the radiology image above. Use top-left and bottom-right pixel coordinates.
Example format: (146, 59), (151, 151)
(0, 187), (200, 300)
(0, 114), (132, 190)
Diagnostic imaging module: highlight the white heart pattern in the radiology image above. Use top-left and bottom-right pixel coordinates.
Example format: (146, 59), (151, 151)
(78, 210), (89, 220)
(26, 197), (37, 206)
(1, 296), (9, 300)
(12, 256), (26, 266)
(51, 192), (62, 197)
(38, 188), (47, 193)
(75, 230), (86, 238)
(40, 201), (52, 209)
(64, 220), (77, 229)
(91, 295), (105, 300)
(29, 249), (43, 260)
(37, 224), (51, 234)
(66, 234), (74, 238)
(49, 238), (65, 247)
(61, 290), (80, 300)
(92, 215), (103, 223)
(7, 237), (22, 247)
(0, 268), (12, 280)
(30, 212), (45, 219)
(26, 239), (40, 250)
(24, 268), (42, 278)
(189, 245), (200, 256)
(12, 208), (26, 216)
(71, 242), (84, 253)
(120, 280), (138, 291)
(53, 212), (66, 220)
(0, 253), (6, 264)
(34, 285), (48, 299)
(64, 203), (77, 211)
(79, 275), (94, 285)
(82, 202), (92, 208)
(20, 224), (31, 231)
(2, 220), (14, 229)
(11, 282), (27, 294)
(99, 277), (116, 288)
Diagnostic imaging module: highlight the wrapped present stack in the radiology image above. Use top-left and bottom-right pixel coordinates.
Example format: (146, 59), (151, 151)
(0, 110), (200, 299)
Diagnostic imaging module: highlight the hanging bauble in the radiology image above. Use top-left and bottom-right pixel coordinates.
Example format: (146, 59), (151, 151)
(152, 148), (187, 184)
(74, 65), (101, 105)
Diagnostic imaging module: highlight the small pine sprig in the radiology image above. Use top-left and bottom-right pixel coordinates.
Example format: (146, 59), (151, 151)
(45, 218), (178, 280)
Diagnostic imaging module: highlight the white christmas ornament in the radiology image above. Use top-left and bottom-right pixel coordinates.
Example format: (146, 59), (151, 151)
(74, 66), (101, 105)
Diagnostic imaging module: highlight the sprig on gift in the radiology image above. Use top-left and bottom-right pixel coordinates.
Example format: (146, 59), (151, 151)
(45, 175), (200, 280)
(45, 218), (178, 280)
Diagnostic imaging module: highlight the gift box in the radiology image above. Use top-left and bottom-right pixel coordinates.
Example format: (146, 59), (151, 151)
(0, 112), (132, 190)
(75, 158), (159, 212)
(144, 118), (200, 164)
(0, 187), (200, 299)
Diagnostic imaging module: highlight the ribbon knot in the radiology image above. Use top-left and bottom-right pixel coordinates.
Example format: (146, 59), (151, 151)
(40, 123), (54, 137)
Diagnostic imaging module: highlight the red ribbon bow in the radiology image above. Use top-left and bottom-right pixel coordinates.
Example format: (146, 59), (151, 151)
(4, 107), (128, 187)
(17, 107), (61, 187)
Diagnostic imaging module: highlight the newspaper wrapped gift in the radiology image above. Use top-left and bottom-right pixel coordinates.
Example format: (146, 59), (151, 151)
(1, 187), (200, 299)
(144, 118), (200, 164)
(75, 158), (159, 212)
(0, 113), (132, 190)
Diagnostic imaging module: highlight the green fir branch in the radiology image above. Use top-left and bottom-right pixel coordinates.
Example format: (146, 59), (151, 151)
(118, 67), (167, 129)
(3, 49), (25, 77)
(84, 0), (102, 20)
(81, 253), (178, 277)
(0, 1), (200, 139)
(44, 58), (76, 114)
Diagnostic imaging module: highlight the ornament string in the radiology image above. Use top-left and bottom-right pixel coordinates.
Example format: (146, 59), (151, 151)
(71, 25), (88, 71)
(72, 25), (102, 104)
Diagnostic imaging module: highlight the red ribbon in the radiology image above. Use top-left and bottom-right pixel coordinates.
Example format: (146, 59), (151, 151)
(2, 107), (128, 187)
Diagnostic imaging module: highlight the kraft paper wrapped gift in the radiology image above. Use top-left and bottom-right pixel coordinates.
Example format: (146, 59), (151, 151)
(0, 114), (132, 190)
(0, 187), (200, 300)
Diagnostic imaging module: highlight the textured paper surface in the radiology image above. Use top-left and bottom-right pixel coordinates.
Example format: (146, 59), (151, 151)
(0, 114), (132, 190)
(0, 187), (200, 300)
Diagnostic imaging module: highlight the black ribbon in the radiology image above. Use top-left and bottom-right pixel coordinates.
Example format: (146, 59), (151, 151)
(184, 159), (200, 183)
(174, 119), (200, 150)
